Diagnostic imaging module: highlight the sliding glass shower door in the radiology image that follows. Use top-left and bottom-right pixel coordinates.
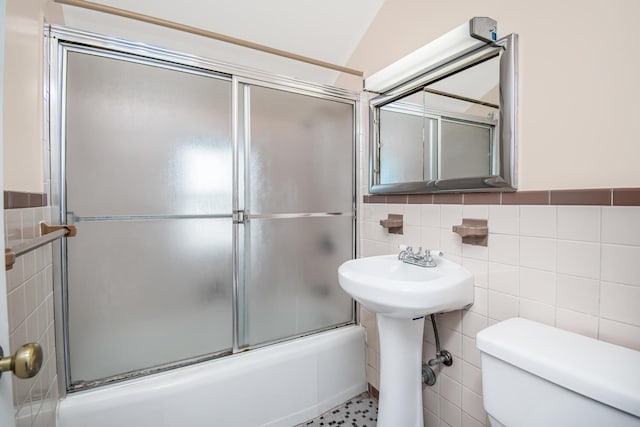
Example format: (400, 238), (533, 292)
(63, 50), (234, 386)
(58, 39), (356, 390)
(238, 83), (355, 347)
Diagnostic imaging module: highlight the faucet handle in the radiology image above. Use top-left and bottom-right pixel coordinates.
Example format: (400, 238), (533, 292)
(398, 245), (411, 259)
(399, 245), (443, 258)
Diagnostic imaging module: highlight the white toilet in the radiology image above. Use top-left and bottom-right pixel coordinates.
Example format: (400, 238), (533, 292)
(476, 318), (640, 427)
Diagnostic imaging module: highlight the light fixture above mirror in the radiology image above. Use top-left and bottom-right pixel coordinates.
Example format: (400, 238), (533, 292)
(367, 18), (518, 194)
(365, 17), (498, 94)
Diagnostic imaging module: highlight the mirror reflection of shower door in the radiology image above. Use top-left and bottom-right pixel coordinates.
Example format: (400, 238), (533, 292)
(63, 50), (234, 386)
(238, 83), (355, 347)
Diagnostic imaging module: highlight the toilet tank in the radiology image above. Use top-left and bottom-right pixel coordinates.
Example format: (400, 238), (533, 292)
(476, 318), (640, 427)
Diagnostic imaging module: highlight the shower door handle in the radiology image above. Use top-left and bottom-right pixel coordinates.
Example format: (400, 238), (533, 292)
(233, 210), (246, 224)
(0, 343), (43, 379)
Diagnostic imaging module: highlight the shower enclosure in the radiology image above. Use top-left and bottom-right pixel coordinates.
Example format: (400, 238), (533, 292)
(50, 27), (357, 391)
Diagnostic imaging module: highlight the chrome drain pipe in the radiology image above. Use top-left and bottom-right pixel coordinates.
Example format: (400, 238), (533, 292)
(422, 313), (453, 386)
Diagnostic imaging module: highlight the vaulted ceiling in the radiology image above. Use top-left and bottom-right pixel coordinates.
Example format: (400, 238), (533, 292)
(61, 0), (385, 85)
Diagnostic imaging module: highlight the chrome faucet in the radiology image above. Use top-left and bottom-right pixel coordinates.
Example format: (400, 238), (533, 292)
(398, 245), (442, 268)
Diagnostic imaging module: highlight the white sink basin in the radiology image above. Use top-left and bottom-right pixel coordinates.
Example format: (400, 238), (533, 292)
(339, 254), (474, 426)
(338, 254), (474, 319)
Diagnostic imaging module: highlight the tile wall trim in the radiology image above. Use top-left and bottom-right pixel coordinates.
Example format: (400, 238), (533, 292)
(367, 383), (380, 399)
(4, 191), (48, 209)
(363, 188), (640, 206)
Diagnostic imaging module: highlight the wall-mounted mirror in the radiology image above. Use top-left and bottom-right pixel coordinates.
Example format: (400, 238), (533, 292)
(368, 31), (517, 194)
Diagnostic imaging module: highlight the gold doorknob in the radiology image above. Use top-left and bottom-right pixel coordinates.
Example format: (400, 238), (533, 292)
(0, 343), (43, 379)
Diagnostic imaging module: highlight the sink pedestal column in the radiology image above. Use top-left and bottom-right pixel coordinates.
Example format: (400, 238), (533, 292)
(376, 314), (425, 427)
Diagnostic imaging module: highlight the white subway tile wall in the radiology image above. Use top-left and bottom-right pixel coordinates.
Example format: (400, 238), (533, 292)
(5, 207), (57, 427)
(359, 203), (640, 425)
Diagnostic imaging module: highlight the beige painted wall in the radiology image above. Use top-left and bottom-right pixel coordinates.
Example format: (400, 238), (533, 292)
(5, 1), (640, 192)
(3, 0), (63, 192)
(341, 0), (640, 190)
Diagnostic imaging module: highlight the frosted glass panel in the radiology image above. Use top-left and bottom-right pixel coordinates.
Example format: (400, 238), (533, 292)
(242, 216), (353, 347)
(379, 110), (436, 184)
(67, 219), (232, 383)
(247, 86), (353, 214)
(65, 52), (232, 216)
(380, 110), (423, 183)
(61, 50), (355, 386)
(440, 120), (492, 179)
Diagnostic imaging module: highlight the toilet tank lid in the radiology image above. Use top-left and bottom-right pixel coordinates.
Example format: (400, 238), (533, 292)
(476, 318), (640, 418)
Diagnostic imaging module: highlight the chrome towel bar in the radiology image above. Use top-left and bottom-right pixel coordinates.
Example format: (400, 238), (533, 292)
(5, 223), (77, 270)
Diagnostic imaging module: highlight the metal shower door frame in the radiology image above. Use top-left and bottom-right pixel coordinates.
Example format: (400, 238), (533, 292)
(232, 76), (359, 351)
(47, 26), (359, 395)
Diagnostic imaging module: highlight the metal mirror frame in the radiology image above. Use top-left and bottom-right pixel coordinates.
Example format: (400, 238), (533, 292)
(369, 34), (518, 194)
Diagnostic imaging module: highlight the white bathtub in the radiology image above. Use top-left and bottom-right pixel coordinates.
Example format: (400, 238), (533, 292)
(57, 326), (366, 427)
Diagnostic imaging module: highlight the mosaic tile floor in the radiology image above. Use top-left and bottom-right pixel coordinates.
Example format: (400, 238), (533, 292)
(296, 392), (378, 426)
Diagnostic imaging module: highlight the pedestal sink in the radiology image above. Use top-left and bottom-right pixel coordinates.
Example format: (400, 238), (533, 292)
(338, 254), (473, 427)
